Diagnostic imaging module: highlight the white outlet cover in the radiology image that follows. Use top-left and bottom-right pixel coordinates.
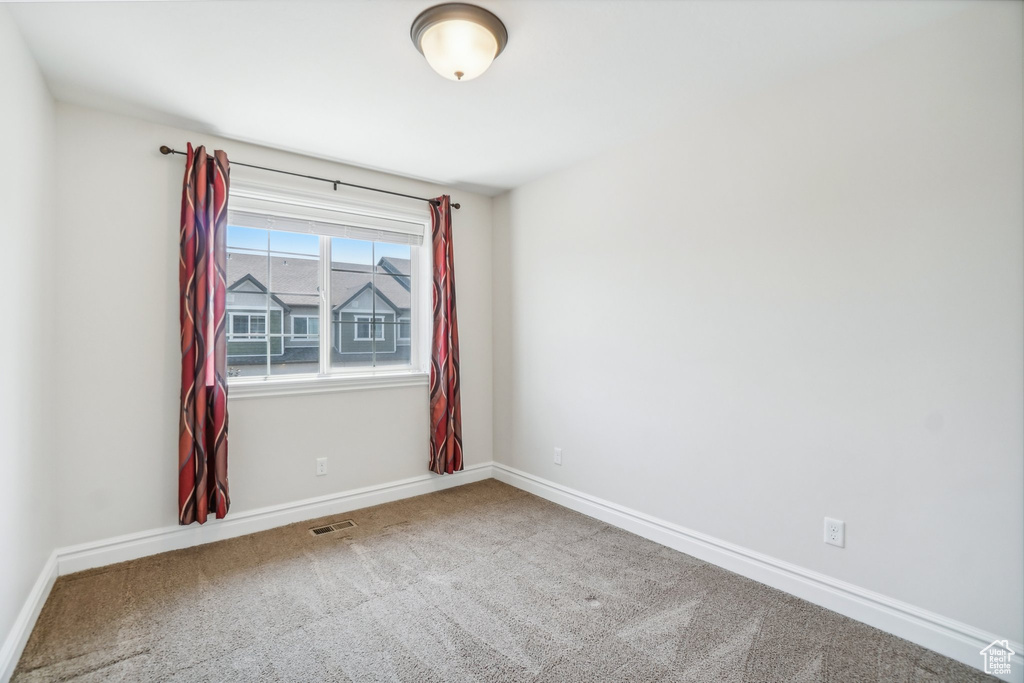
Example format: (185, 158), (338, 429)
(316, 457), (327, 476)
(553, 447), (562, 465)
(824, 517), (845, 548)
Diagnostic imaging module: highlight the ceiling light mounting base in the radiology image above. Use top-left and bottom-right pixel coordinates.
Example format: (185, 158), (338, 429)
(411, 3), (508, 82)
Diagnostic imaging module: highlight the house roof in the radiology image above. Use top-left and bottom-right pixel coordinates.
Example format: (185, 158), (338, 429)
(226, 253), (411, 311)
(227, 273), (291, 311)
(378, 257), (411, 279)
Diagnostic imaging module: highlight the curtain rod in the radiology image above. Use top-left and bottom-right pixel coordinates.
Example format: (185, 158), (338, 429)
(158, 146), (460, 210)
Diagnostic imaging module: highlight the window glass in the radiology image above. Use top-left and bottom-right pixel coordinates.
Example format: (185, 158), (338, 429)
(225, 222), (417, 380)
(226, 226), (320, 377)
(291, 315), (320, 339)
(330, 237), (413, 372)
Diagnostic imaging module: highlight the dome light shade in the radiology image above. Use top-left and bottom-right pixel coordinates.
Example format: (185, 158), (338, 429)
(411, 4), (508, 81)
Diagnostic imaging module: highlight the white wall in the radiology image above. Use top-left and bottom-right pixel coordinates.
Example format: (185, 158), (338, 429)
(493, 3), (1023, 643)
(0, 4), (57, 651)
(53, 104), (493, 547)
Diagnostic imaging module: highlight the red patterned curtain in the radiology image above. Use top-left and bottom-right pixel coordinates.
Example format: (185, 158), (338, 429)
(428, 195), (463, 474)
(178, 143), (231, 524)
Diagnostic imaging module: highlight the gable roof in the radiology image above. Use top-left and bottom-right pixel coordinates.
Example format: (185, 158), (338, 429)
(334, 282), (403, 315)
(378, 257), (412, 291)
(226, 252), (410, 311)
(226, 273), (290, 310)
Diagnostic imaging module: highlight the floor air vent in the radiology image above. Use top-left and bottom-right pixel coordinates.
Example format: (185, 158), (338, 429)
(309, 520), (356, 536)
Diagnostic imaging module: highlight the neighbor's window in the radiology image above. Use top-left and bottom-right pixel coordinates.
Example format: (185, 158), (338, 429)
(353, 315), (386, 341)
(224, 190), (425, 383)
(291, 315), (319, 340)
(229, 313), (268, 341)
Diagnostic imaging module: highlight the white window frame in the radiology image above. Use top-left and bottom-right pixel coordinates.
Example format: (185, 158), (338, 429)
(398, 316), (411, 342)
(290, 315), (319, 340)
(228, 312), (268, 341)
(353, 315), (386, 341)
(226, 180), (431, 399)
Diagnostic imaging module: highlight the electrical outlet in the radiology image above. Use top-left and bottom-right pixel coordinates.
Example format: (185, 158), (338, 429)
(316, 457), (328, 476)
(553, 447), (562, 466)
(824, 517), (845, 547)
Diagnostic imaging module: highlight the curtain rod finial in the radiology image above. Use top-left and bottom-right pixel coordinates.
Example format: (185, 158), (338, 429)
(452, 202), (461, 210)
(159, 145), (173, 155)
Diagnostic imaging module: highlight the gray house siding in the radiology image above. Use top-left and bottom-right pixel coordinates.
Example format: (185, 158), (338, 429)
(334, 285), (408, 361)
(337, 310), (397, 355)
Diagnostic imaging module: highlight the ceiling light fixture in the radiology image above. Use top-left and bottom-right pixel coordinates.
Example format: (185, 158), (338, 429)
(411, 3), (508, 82)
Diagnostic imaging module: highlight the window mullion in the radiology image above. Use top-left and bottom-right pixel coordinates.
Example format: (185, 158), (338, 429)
(265, 233), (272, 377)
(318, 235), (331, 376)
(371, 242), (377, 368)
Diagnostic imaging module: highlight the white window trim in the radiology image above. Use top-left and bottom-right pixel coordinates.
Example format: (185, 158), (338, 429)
(230, 179), (429, 237)
(229, 369), (429, 399)
(225, 180), (430, 393)
(228, 312), (269, 342)
(353, 315), (386, 341)
(398, 316), (411, 342)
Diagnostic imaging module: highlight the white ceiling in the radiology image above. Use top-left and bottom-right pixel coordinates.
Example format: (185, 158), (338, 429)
(10, 0), (971, 195)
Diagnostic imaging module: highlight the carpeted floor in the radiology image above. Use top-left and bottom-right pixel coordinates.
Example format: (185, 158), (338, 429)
(15, 480), (993, 682)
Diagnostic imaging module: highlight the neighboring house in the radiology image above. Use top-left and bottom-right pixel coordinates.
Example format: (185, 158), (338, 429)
(225, 252), (412, 368)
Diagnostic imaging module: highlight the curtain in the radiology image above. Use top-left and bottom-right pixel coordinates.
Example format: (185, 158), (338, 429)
(428, 195), (463, 474)
(178, 143), (231, 524)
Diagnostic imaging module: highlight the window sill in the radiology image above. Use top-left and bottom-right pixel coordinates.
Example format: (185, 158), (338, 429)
(228, 370), (428, 399)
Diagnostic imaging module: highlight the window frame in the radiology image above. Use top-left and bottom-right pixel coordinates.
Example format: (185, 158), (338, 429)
(290, 314), (319, 340)
(352, 315), (386, 341)
(225, 180), (431, 399)
(228, 312), (268, 342)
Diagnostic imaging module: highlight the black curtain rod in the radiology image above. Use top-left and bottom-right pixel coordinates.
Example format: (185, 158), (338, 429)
(159, 146), (460, 210)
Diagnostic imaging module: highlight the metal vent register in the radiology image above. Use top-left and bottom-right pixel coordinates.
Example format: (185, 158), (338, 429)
(309, 520), (356, 536)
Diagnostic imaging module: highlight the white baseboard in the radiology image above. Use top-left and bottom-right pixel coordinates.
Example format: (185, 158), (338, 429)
(492, 462), (1023, 683)
(1, 464), (492, 681)
(56, 461), (494, 575)
(0, 551), (57, 683)
(2, 463), (493, 682)
(6, 461), (1019, 683)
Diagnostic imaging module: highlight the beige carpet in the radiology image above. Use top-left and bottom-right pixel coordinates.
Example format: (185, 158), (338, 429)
(15, 480), (993, 682)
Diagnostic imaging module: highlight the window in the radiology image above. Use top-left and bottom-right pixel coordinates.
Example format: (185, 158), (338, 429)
(224, 185), (427, 392)
(353, 315), (385, 341)
(291, 315), (319, 340)
(229, 313), (267, 340)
